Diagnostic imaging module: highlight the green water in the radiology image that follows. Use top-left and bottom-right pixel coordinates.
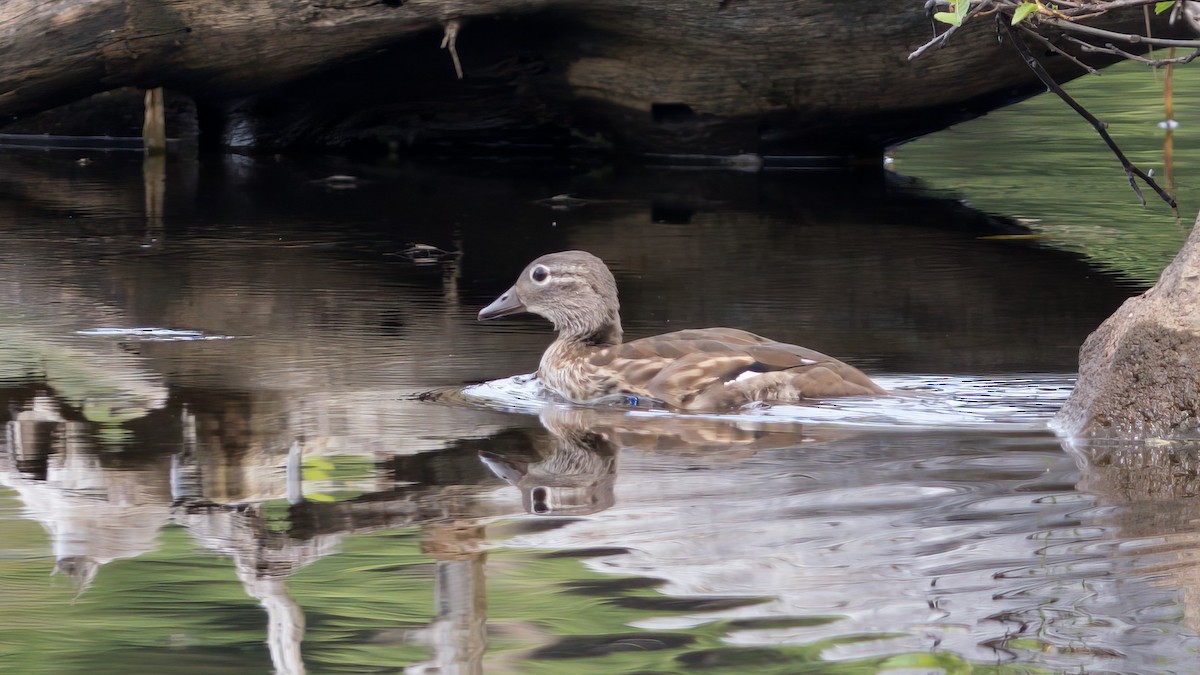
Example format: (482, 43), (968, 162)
(899, 59), (1195, 284)
(1, 58), (1199, 675)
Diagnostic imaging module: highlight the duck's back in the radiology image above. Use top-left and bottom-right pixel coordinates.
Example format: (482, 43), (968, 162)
(561, 327), (884, 410)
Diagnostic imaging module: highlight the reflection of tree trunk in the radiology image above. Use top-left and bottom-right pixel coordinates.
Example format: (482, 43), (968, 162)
(1055, 212), (1200, 438)
(243, 576), (307, 675)
(0, 1), (1169, 155)
(143, 88), (167, 156)
(143, 152), (166, 242)
(176, 504), (347, 675)
(412, 523), (488, 675)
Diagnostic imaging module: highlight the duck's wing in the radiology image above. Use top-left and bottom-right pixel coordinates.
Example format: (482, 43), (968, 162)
(656, 327), (774, 346)
(584, 332), (752, 406)
(586, 328), (883, 409)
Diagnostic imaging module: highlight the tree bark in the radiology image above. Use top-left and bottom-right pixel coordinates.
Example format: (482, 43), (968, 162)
(0, 1), (1177, 154)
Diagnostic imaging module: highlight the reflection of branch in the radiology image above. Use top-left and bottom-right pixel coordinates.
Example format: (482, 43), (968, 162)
(1002, 18), (1177, 209)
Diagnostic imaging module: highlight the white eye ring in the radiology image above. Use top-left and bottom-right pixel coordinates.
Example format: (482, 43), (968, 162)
(530, 265), (551, 285)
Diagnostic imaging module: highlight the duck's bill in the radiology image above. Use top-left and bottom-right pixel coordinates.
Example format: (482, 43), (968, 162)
(478, 286), (527, 320)
(478, 451), (526, 485)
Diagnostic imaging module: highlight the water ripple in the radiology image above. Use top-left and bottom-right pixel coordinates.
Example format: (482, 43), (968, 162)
(75, 327), (237, 341)
(462, 373), (1075, 430)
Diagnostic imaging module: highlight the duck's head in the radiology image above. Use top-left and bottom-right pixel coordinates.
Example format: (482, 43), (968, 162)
(478, 250), (622, 344)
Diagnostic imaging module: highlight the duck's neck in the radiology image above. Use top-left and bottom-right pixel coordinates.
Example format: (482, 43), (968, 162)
(556, 319), (623, 348)
(539, 319), (622, 401)
(546, 300), (624, 348)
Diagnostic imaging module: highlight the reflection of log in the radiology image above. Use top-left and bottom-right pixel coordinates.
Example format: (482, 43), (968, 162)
(1055, 212), (1200, 438)
(0, 154), (1139, 383)
(0, 1), (1167, 155)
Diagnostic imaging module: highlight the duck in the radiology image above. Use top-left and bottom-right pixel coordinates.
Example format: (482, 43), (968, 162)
(478, 250), (885, 411)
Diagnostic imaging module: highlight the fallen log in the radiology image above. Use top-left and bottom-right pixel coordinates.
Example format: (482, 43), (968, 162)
(0, 0), (1172, 155)
(1055, 215), (1200, 439)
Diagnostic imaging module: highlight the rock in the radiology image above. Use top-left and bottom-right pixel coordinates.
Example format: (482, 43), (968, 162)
(1055, 213), (1200, 439)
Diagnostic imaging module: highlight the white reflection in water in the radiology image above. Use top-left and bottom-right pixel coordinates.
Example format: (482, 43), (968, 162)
(0, 148), (1193, 672)
(466, 375), (1200, 671)
(75, 327), (237, 341)
(464, 373), (1076, 430)
(486, 438), (1200, 671)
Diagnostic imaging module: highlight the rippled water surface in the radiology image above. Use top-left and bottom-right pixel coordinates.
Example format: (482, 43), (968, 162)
(3, 87), (1200, 673)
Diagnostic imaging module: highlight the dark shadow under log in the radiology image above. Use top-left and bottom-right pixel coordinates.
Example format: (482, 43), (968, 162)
(0, 1), (1177, 156)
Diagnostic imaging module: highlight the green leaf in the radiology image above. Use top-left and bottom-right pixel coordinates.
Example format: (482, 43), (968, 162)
(1156, 1), (1177, 15)
(934, 11), (961, 26)
(955, 0), (970, 24)
(1012, 2), (1037, 24)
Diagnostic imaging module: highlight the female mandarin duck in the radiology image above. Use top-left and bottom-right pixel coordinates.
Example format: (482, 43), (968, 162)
(478, 251), (885, 411)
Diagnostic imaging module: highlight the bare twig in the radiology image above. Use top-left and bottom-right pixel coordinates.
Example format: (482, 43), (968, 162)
(1040, 16), (1200, 48)
(1001, 17), (1176, 209)
(1018, 25), (1099, 74)
(909, 25), (960, 61)
(1058, 0), (1177, 17)
(1070, 35), (1200, 66)
(909, 0), (994, 61)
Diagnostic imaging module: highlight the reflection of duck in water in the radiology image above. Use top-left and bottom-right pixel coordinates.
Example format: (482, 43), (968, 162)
(481, 405), (818, 516)
(478, 251), (884, 411)
(481, 408), (618, 517)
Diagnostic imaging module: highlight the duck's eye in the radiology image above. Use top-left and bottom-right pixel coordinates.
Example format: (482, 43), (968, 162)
(530, 265), (550, 284)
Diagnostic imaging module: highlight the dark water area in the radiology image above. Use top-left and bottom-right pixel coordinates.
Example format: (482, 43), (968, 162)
(1, 145), (1198, 674)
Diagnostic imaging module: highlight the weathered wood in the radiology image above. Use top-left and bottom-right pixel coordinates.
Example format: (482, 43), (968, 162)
(143, 88), (167, 155)
(0, 1), (1178, 154)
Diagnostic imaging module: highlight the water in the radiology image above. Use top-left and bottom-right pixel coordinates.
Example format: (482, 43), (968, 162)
(463, 374), (1077, 430)
(3, 68), (1200, 672)
(898, 59), (1196, 286)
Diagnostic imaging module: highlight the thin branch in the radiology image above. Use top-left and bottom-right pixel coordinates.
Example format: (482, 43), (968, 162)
(1069, 35), (1200, 66)
(1018, 24), (1099, 74)
(1040, 16), (1200, 48)
(909, 0), (994, 61)
(909, 24), (961, 61)
(1058, 0), (1177, 17)
(1001, 17), (1176, 209)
